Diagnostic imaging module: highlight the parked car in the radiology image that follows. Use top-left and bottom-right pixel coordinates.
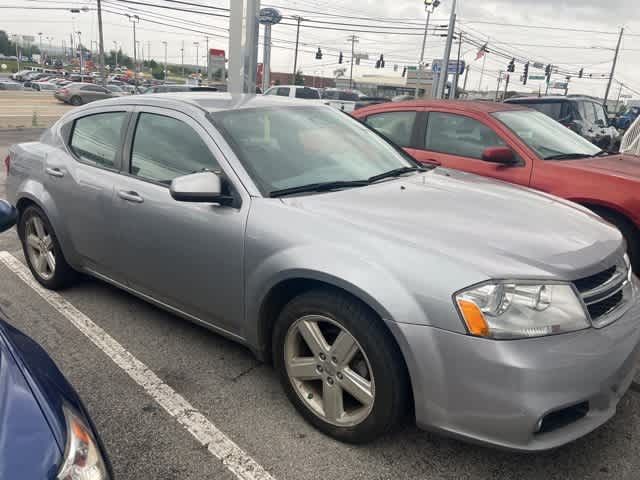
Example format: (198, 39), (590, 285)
(106, 84), (126, 95)
(6, 94), (640, 451)
(614, 106), (640, 131)
(32, 79), (60, 91)
(504, 95), (621, 151)
(321, 89), (389, 112)
(0, 199), (112, 479)
(0, 78), (23, 91)
(143, 84), (219, 94)
(54, 82), (123, 106)
(263, 85), (321, 100)
(11, 69), (32, 81)
(353, 99), (640, 270)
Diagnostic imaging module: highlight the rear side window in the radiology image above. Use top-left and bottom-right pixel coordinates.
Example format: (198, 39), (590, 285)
(295, 87), (320, 99)
(365, 111), (417, 147)
(130, 113), (219, 184)
(70, 112), (127, 168)
(276, 87), (290, 97)
(524, 102), (563, 120)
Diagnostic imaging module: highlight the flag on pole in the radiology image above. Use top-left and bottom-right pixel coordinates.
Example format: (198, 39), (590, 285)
(475, 42), (488, 61)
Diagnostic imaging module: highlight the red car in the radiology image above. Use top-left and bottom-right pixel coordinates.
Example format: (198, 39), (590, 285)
(353, 100), (640, 269)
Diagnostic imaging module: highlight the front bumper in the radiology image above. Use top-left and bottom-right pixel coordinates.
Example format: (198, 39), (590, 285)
(390, 279), (640, 452)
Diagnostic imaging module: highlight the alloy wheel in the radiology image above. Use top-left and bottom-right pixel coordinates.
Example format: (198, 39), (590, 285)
(284, 315), (375, 427)
(25, 215), (56, 281)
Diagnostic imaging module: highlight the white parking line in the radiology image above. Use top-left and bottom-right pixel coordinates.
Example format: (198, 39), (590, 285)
(0, 251), (275, 480)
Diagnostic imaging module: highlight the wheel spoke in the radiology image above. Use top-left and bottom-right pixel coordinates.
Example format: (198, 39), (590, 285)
(297, 319), (330, 357)
(340, 367), (374, 407)
(45, 251), (56, 273)
(34, 253), (47, 275)
(27, 234), (41, 251)
(42, 235), (53, 251)
(288, 357), (321, 380)
(32, 217), (46, 239)
(330, 331), (358, 366)
(322, 381), (344, 422)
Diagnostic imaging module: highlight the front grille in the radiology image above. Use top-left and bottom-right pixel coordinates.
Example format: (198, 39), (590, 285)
(573, 259), (629, 324)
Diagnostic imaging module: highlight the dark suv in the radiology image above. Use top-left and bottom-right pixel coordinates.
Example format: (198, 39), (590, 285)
(505, 95), (621, 151)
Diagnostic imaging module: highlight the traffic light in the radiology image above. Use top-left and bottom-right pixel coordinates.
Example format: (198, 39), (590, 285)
(545, 64), (552, 82)
(522, 62), (529, 85)
(376, 54), (385, 69)
(338, 51), (343, 64)
(402, 66), (407, 77)
(578, 67), (583, 78)
(315, 48), (323, 60)
(375, 58), (380, 68)
(507, 58), (515, 73)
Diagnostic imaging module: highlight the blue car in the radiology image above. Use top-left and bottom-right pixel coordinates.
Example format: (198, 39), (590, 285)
(0, 199), (112, 479)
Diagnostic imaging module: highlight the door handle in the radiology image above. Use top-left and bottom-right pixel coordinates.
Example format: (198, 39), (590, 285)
(45, 167), (64, 178)
(422, 158), (442, 166)
(118, 190), (144, 203)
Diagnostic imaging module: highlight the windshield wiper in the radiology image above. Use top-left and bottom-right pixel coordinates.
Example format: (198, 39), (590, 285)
(269, 180), (369, 198)
(368, 166), (428, 184)
(543, 153), (592, 160)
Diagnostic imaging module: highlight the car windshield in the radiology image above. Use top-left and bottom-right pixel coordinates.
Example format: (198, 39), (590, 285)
(211, 106), (417, 195)
(493, 110), (601, 159)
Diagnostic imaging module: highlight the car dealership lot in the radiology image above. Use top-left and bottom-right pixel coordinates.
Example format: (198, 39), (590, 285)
(2, 128), (640, 479)
(0, 90), (71, 128)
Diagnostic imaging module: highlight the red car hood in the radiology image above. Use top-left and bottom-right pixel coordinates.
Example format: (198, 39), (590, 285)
(560, 154), (640, 179)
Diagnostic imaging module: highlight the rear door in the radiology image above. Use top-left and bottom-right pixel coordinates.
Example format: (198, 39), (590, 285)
(413, 110), (532, 186)
(44, 106), (131, 278)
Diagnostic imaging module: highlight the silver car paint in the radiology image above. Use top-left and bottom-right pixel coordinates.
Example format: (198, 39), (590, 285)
(6, 93), (640, 451)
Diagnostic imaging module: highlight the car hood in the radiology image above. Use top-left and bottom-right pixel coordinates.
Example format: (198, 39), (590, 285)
(0, 330), (60, 479)
(558, 153), (640, 179)
(283, 169), (623, 279)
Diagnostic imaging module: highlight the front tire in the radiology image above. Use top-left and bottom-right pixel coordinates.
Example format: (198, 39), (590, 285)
(18, 205), (78, 290)
(273, 288), (409, 443)
(70, 95), (83, 106)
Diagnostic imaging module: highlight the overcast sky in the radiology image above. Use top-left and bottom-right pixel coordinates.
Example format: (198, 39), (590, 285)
(2, 0), (638, 99)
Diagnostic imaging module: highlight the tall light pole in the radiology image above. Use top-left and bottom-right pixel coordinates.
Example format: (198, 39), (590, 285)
(127, 14), (139, 85)
(97, 0), (106, 85)
(415, 0), (440, 97)
(291, 16), (303, 84)
(193, 41), (200, 78)
(603, 27), (624, 107)
(437, 0), (456, 99)
(11, 35), (20, 72)
(38, 32), (43, 61)
(205, 36), (210, 80)
(113, 41), (119, 68)
(181, 41), (185, 77)
(162, 41), (168, 82)
(77, 31), (84, 75)
(348, 34), (359, 89)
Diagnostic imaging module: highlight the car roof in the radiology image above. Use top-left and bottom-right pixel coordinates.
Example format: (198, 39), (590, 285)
(74, 92), (326, 113)
(505, 95), (599, 103)
(358, 99), (528, 115)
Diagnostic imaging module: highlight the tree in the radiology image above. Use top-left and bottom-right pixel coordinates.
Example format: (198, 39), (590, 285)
(0, 31), (10, 56)
(294, 69), (304, 86)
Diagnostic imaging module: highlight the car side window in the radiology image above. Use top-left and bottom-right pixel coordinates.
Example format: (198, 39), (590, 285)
(276, 87), (291, 97)
(295, 88), (320, 99)
(70, 112), (127, 169)
(583, 102), (597, 123)
(264, 88), (277, 96)
(130, 113), (220, 185)
(424, 112), (505, 159)
(365, 111), (417, 148)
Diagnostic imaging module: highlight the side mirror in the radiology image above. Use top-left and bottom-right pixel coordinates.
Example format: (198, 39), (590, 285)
(170, 171), (230, 204)
(0, 200), (17, 233)
(481, 147), (517, 166)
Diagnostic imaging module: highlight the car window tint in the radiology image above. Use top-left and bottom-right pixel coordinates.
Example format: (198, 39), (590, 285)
(425, 112), (505, 159)
(592, 103), (608, 125)
(70, 112), (126, 168)
(365, 111), (417, 147)
(524, 102), (562, 119)
(276, 87), (290, 97)
(295, 87), (320, 99)
(131, 113), (219, 184)
(583, 102), (596, 123)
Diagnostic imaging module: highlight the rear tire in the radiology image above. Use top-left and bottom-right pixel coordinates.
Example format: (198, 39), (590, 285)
(18, 205), (79, 290)
(273, 288), (409, 444)
(592, 207), (639, 272)
(70, 96), (83, 106)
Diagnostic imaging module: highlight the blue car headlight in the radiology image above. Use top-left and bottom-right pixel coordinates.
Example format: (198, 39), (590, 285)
(57, 406), (109, 480)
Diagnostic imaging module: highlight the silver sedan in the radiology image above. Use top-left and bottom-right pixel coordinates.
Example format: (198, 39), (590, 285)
(6, 93), (640, 450)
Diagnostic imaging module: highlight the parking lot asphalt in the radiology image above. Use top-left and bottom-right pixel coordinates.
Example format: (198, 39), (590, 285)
(2, 129), (640, 479)
(0, 90), (71, 128)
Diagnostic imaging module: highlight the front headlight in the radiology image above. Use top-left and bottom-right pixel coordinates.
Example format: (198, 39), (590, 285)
(57, 406), (109, 480)
(455, 281), (589, 339)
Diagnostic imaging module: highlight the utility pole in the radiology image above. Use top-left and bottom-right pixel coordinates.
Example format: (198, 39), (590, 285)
(292, 16), (303, 84)
(96, 0), (106, 85)
(603, 27), (624, 106)
(162, 41), (168, 81)
(614, 82), (623, 113)
(415, 0), (439, 98)
(194, 42), (200, 73)
(348, 34), (359, 89)
(205, 36), (210, 80)
(127, 15), (139, 86)
(38, 32), (43, 62)
(478, 41), (487, 90)
(462, 64), (470, 94)
(77, 31), (83, 75)
(437, 0), (456, 99)
(147, 41), (151, 66)
(452, 31), (462, 99)
(495, 71), (503, 101)
(503, 73), (510, 101)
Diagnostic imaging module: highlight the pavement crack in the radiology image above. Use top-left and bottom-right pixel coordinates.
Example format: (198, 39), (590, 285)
(230, 363), (260, 382)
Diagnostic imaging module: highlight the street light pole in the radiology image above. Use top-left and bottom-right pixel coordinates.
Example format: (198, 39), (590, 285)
(415, 0), (439, 98)
(292, 16), (303, 84)
(194, 41), (200, 72)
(348, 34), (359, 89)
(181, 41), (184, 77)
(452, 31), (463, 99)
(603, 27), (624, 106)
(77, 31), (83, 75)
(205, 36), (210, 81)
(437, 0), (456, 99)
(127, 15), (139, 86)
(162, 41), (168, 82)
(97, 0), (106, 85)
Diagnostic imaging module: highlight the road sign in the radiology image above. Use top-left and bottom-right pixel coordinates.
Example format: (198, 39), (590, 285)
(551, 81), (568, 89)
(431, 59), (465, 75)
(259, 7), (282, 25)
(528, 75), (546, 80)
(532, 62), (545, 70)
